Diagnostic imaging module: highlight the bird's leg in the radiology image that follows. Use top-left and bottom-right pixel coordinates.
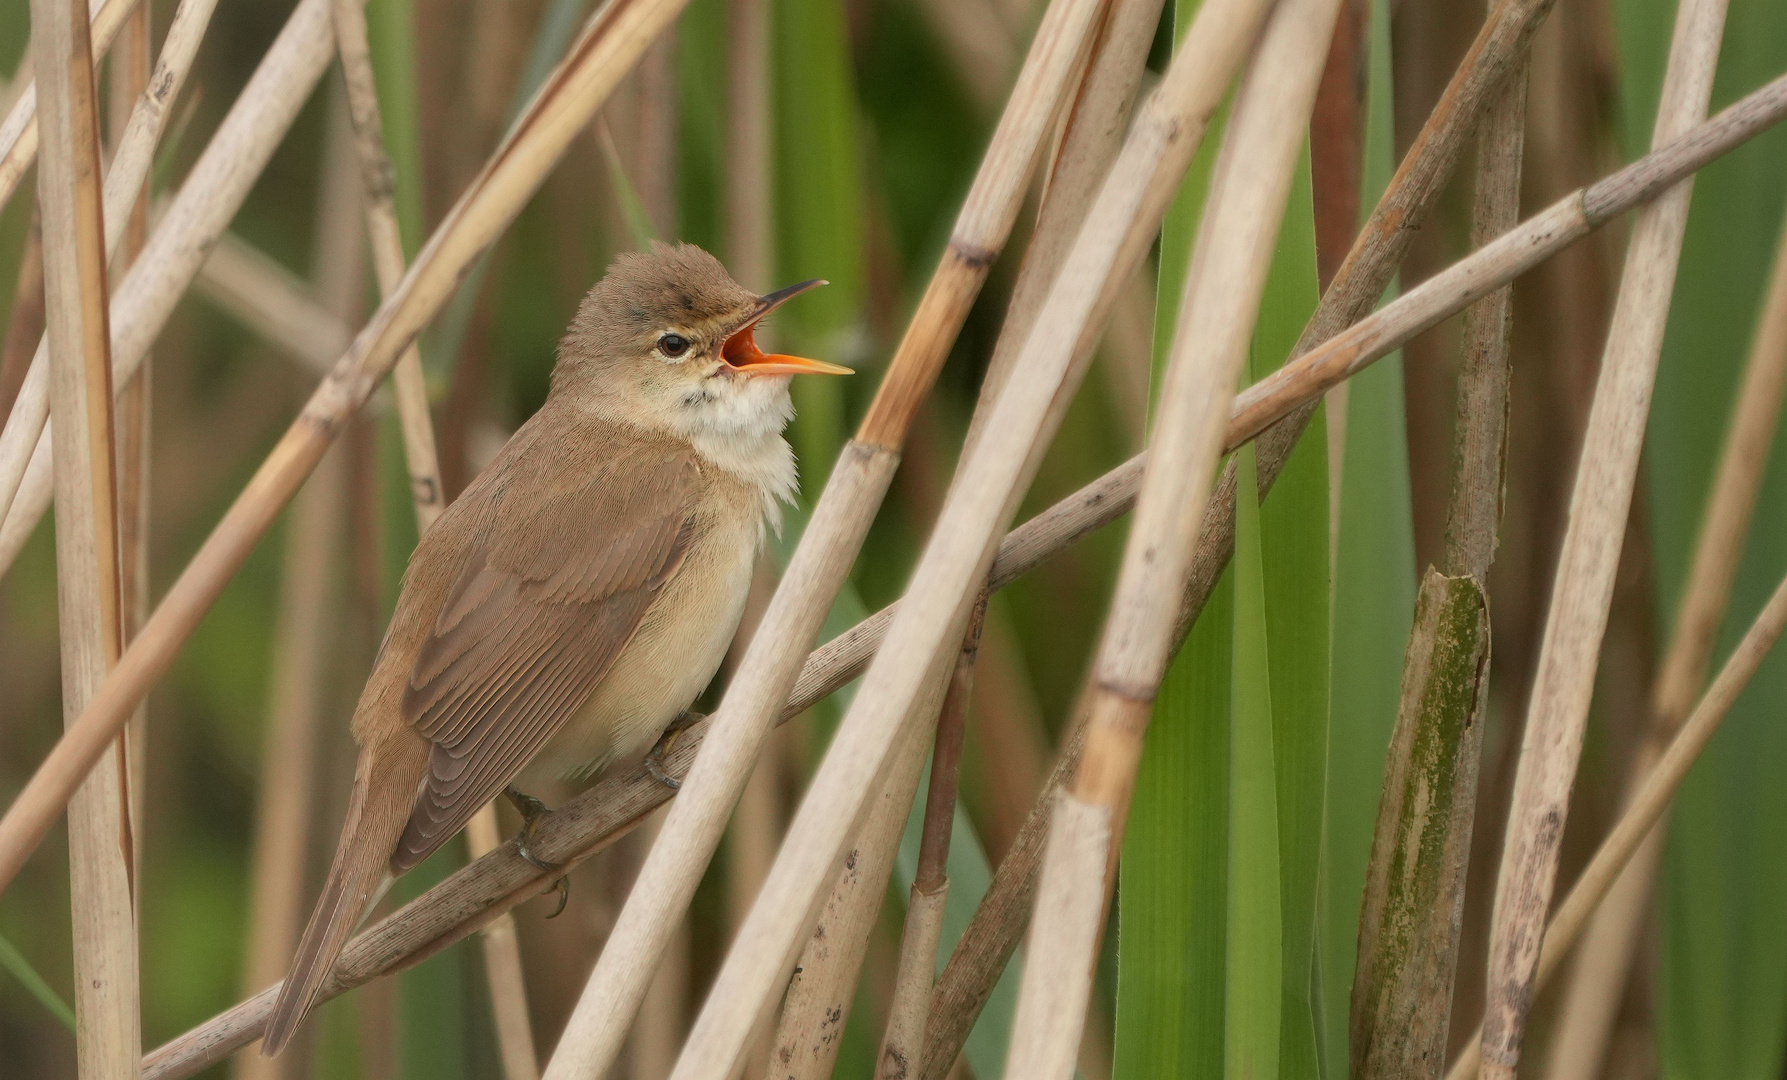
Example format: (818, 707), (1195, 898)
(502, 786), (570, 918)
(644, 711), (699, 791)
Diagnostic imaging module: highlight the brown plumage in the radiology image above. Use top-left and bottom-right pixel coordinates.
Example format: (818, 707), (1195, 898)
(261, 243), (845, 1056)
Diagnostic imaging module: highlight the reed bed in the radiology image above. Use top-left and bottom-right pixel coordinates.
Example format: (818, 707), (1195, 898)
(4, 2), (1787, 1079)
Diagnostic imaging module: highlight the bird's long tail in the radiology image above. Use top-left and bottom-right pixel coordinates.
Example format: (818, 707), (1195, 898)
(261, 735), (427, 1057)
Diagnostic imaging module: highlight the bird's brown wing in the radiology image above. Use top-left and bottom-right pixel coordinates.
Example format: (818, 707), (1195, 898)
(390, 445), (700, 873)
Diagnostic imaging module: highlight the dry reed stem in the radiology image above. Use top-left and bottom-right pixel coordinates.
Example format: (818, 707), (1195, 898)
(462, 808), (540, 1080)
(1539, 202), (1787, 1080)
(1012, 0), (1343, 1071)
(1477, 0), (1728, 1073)
(0, 0), (697, 897)
(1348, 53), (1527, 1080)
(965, 0), (1167, 453)
(32, 0), (139, 1075)
(877, 603), (985, 1080)
(0, 0), (136, 216)
(764, 695), (943, 1080)
(107, 0), (153, 856)
(0, 0), (220, 534)
(537, 0), (1109, 1073)
(667, 0), (1276, 1065)
(331, 0), (444, 533)
(722, 0), (771, 289)
(1446, 569), (1787, 1080)
(195, 233), (354, 374)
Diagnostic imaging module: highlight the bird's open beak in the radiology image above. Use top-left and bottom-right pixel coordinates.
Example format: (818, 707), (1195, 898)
(720, 279), (853, 377)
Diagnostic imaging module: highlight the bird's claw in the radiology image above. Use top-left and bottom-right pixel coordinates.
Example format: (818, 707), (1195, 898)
(503, 786), (570, 915)
(644, 712), (695, 791)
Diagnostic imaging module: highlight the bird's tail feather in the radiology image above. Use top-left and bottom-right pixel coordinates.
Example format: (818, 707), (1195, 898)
(261, 737), (425, 1057)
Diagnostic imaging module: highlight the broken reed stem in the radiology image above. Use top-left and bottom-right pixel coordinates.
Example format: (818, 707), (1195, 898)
(32, 0), (140, 1075)
(1348, 52), (1528, 1080)
(536, 0), (1111, 1074)
(1539, 203), (1787, 1080)
(0, 0), (302, 556)
(1011, 1), (1344, 1074)
(1447, 569), (1787, 1080)
(331, 0), (444, 534)
(664, 0), (1278, 1069)
(0, 0), (699, 897)
(1477, 0), (1729, 1074)
(0, 0), (138, 217)
(876, 599), (986, 1080)
(136, 76), (1787, 1060)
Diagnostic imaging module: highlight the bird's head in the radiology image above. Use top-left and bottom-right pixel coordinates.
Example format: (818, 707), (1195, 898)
(553, 242), (848, 445)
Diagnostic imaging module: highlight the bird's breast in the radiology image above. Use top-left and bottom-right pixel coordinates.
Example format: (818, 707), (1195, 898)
(520, 499), (761, 784)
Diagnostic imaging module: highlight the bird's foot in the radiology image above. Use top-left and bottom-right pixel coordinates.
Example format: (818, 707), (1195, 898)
(503, 786), (570, 918)
(644, 712), (698, 791)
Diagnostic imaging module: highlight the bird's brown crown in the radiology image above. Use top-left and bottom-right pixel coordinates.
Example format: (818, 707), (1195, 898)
(559, 241), (758, 371)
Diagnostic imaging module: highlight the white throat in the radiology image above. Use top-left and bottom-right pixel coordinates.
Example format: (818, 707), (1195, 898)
(668, 374), (798, 533)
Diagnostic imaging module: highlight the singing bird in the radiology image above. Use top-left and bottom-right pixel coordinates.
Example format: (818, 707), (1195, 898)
(261, 242), (848, 1055)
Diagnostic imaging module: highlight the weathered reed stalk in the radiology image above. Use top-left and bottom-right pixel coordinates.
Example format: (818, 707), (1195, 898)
(108, 0), (153, 855)
(0, 0), (136, 216)
(1348, 50), (1527, 1080)
(1446, 568), (1787, 1080)
(331, 0), (444, 534)
(0, 0), (699, 896)
(32, 0), (139, 1075)
(535, 0), (1110, 1073)
(877, 601), (985, 1080)
(1477, 0), (1728, 1073)
(1005, 0), (1342, 1074)
(723, 0), (771, 288)
(0, 0), (307, 557)
(195, 233), (355, 375)
(764, 691), (943, 1080)
(665, 0), (1279, 1064)
(462, 809), (541, 1080)
(1539, 202), (1787, 1080)
(139, 71), (1787, 1079)
(966, 0), (1169, 452)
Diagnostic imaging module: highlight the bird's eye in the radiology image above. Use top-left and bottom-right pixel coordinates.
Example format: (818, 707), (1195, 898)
(658, 333), (690, 359)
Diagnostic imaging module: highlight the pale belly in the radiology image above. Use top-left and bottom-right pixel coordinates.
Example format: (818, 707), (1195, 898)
(516, 515), (757, 786)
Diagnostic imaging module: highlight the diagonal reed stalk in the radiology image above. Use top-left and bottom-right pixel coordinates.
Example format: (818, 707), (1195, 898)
(1446, 567), (1787, 1080)
(534, 0), (1111, 1073)
(1477, 0), (1729, 1073)
(0, 0), (220, 532)
(0, 0), (698, 898)
(1539, 196), (1787, 1080)
(193, 231), (354, 375)
(31, 0), (139, 1074)
(135, 63), (1787, 1080)
(875, 600), (985, 1080)
(1348, 46), (1527, 1080)
(0, 0), (137, 217)
(1001, 0), (1343, 1074)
